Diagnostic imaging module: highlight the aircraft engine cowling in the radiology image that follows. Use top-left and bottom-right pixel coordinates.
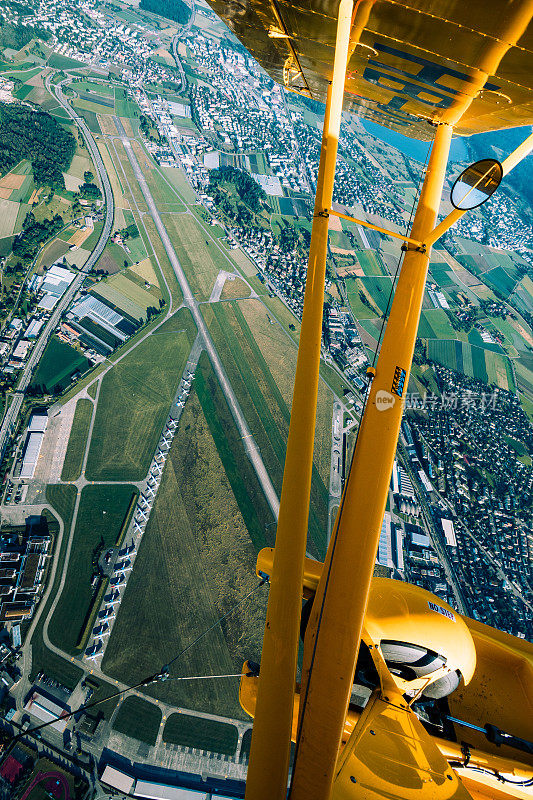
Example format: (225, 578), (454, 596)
(363, 579), (476, 699)
(301, 578), (476, 701)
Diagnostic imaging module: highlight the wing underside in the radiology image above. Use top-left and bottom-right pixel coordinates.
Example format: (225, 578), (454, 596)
(205, 0), (533, 140)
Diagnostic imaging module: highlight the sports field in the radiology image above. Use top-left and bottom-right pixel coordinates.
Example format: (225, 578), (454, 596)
(48, 484), (138, 655)
(60, 399), (93, 482)
(112, 696), (162, 745)
(30, 337), (89, 394)
(163, 714), (239, 755)
(102, 386), (265, 719)
(85, 309), (197, 481)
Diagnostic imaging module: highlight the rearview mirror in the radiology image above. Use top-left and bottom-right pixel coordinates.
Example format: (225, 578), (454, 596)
(450, 158), (503, 210)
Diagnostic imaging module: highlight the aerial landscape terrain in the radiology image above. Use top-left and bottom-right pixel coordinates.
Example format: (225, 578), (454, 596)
(0, 0), (530, 797)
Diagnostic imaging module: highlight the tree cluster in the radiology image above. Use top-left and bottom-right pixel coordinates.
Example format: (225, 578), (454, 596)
(123, 223), (139, 239)
(13, 211), (64, 261)
(139, 0), (190, 24)
(209, 166), (266, 214)
(0, 20), (50, 50)
(0, 103), (75, 190)
(79, 182), (102, 200)
(279, 224), (298, 252)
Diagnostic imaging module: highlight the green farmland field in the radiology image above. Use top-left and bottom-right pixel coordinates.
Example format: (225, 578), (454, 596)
(422, 309), (457, 339)
(427, 339), (515, 391)
(491, 316), (532, 354)
(30, 337), (89, 393)
(131, 144), (186, 210)
(163, 213), (232, 300)
(345, 278), (379, 319)
(160, 166), (196, 203)
(73, 107), (100, 133)
(483, 266), (518, 298)
(163, 714), (238, 754)
(48, 53), (87, 69)
(85, 309), (196, 481)
(73, 79), (115, 96)
(48, 484), (138, 655)
(346, 276), (394, 317)
(114, 86), (139, 118)
(355, 249), (387, 276)
(113, 696), (161, 745)
(195, 352), (272, 550)
(61, 399), (93, 481)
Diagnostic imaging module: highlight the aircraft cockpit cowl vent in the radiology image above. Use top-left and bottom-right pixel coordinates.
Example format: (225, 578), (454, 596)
(363, 579), (476, 699)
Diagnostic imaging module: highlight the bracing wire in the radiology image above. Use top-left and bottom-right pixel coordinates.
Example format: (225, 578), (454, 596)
(289, 142), (433, 792)
(8, 578), (267, 745)
(164, 577), (268, 670)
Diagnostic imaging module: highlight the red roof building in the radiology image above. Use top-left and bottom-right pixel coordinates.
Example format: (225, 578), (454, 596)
(0, 754), (23, 783)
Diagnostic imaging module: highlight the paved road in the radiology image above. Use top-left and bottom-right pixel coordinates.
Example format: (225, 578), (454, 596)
(412, 442), (533, 613)
(115, 119), (280, 519)
(171, 0), (195, 92)
(398, 441), (470, 614)
(0, 74), (114, 468)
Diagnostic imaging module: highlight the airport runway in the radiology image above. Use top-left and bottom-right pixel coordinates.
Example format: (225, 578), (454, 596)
(115, 119), (280, 520)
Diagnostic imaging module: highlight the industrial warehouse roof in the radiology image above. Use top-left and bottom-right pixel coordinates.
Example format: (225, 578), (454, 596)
(134, 781), (208, 800)
(20, 432), (44, 479)
(28, 411), (48, 433)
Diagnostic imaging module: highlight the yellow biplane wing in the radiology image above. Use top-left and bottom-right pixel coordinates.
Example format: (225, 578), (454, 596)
(205, 0), (533, 139)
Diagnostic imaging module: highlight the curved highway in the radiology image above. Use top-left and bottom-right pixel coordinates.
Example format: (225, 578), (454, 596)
(171, 0), (195, 92)
(0, 73), (114, 466)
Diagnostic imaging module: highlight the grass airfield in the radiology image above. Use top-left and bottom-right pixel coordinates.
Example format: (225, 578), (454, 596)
(29, 92), (340, 735)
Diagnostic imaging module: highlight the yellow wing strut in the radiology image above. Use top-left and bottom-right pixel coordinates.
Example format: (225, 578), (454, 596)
(244, 3), (355, 799)
(289, 121), (453, 800)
